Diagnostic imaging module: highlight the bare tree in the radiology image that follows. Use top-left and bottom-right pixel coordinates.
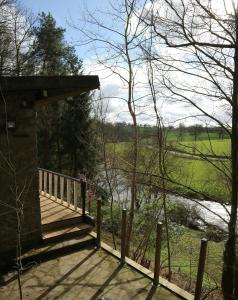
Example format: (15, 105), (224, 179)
(71, 0), (151, 256)
(145, 28), (172, 279)
(10, 5), (36, 75)
(72, 0), (236, 294)
(0, 0), (35, 75)
(143, 0), (237, 298)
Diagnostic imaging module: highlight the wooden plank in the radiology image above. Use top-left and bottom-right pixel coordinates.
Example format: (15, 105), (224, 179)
(60, 176), (64, 204)
(154, 222), (163, 285)
(39, 169), (43, 193)
(96, 199), (101, 248)
(54, 174), (58, 200)
(40, 194), (83, 215)
(49, 173), (52, 198)
(73, 181), (78, 210)
(2, 75), (100, 92)
(67, 178), (71, 207)
(43, 171), (47, 196)
(121, 209), (127, 265)
(195, 239), (208, 300)
(81, 180), (86, 217)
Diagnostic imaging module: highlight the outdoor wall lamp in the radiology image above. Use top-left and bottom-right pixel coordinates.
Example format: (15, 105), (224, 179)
(7, 120), (16, 130)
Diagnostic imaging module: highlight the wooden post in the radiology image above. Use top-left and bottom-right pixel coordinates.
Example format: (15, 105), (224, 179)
(49, 172), (52, 198)
(96, 199), (102, 249)
(54, 174), (58, 200)
(39, 169), (43, 194)
(74, 181), (78, 211)
(153, 222), (163, 286)
(195, 238), (208, 300)
(121, 208), (127, 265)
(81, 180), (86, 218)
(43, 171), (47, 196)
(60, 176), (64, 204)
(67, 178), (71, 206)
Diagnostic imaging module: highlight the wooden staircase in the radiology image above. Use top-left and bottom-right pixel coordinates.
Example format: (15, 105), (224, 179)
(30, 195), (97, 262)
(21, 215), (95, 266)
(42, 214), (93, 244)
(34, 169), (98, 262)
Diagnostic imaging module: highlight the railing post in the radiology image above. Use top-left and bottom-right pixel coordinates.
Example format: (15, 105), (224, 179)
(153, 222), (163, 286)
(81, 180), (86, 219)
(121, 208), (127, 265)
(67, 178), (71, 206)
(43, 171), (47, 196)
(49, 172), (52, 198)
(74, 181), (78, 211)
(195, 238), (208, 300)
(96, 199), (102, 249)
(39, 169), (43, 194)
(54, 174), (58, 200)
(60, 176), (64, 204)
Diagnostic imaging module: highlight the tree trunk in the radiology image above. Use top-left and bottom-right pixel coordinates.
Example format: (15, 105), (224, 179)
(124, 3), (138, 256)
(222, 11), (238, 299)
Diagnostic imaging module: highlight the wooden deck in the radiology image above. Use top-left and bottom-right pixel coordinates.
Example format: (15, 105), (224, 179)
(2, 247), (182, 300)
(40, 195), (93, 244)
(34, 170), (194, 300)
(40, 195), (81, 225)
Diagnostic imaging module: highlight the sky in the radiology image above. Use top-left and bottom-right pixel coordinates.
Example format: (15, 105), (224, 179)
(19, 0), (234, 126)
(20, 0), (133, 123)
(20, 0), (148, 124)
(20, 0), (110, 59)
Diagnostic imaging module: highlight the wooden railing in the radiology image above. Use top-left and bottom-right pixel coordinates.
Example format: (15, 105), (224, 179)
(38, 168), (88, 219)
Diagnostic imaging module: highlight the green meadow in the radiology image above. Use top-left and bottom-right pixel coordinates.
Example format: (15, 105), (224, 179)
(172, 139), (230, 157)
(107, 133), (231, 202)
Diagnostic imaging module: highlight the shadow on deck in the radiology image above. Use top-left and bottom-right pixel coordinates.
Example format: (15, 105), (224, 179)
(1, 247), (182, 300)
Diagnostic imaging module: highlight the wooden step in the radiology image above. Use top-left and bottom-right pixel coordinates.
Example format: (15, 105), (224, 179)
(21, 235), (96, 265)
(42, 216), (83, 232)
(43, 223), (93, 244)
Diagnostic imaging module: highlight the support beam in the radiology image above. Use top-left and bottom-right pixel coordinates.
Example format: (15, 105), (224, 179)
(121, 208), (127, 265)
(154, 222), (163, 286)
(195, 238), (208, 300)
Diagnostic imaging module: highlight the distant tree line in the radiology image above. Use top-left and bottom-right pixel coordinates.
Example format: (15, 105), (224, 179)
(101, 121), (230, 143)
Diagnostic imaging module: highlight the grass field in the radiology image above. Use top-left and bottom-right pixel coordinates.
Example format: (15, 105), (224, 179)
(172, 139), (230, 157)
(107, 136), (231, 201)
(170, 154), (229, 199)
(165, 130), (229, 143)
(160, 228), (224, 290)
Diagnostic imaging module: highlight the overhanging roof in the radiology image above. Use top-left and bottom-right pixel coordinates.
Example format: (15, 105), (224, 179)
(0, 75), (100, 105)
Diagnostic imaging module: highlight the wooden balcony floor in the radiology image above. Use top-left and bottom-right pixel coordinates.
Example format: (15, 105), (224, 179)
(2, 247), (181, 300)
(40, 194), (81, 226)
(40, 195), (93, 243)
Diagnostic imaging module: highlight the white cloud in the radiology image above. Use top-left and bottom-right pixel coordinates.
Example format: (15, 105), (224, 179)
(81, 0), (233, 127)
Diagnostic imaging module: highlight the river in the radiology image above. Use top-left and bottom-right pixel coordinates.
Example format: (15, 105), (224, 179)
(99, 171), (231, 231)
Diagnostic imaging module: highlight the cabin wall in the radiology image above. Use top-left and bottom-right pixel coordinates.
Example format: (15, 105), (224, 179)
(0, 91), (41, 265)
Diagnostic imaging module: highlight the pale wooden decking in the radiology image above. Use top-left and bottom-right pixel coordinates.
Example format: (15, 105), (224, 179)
(40, 195), (81, 225)
(39, 195), (92, 243)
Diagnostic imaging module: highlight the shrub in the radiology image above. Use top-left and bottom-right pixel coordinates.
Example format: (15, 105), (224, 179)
(168, 202), (201, 229)
(205, 225), (227, 242)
